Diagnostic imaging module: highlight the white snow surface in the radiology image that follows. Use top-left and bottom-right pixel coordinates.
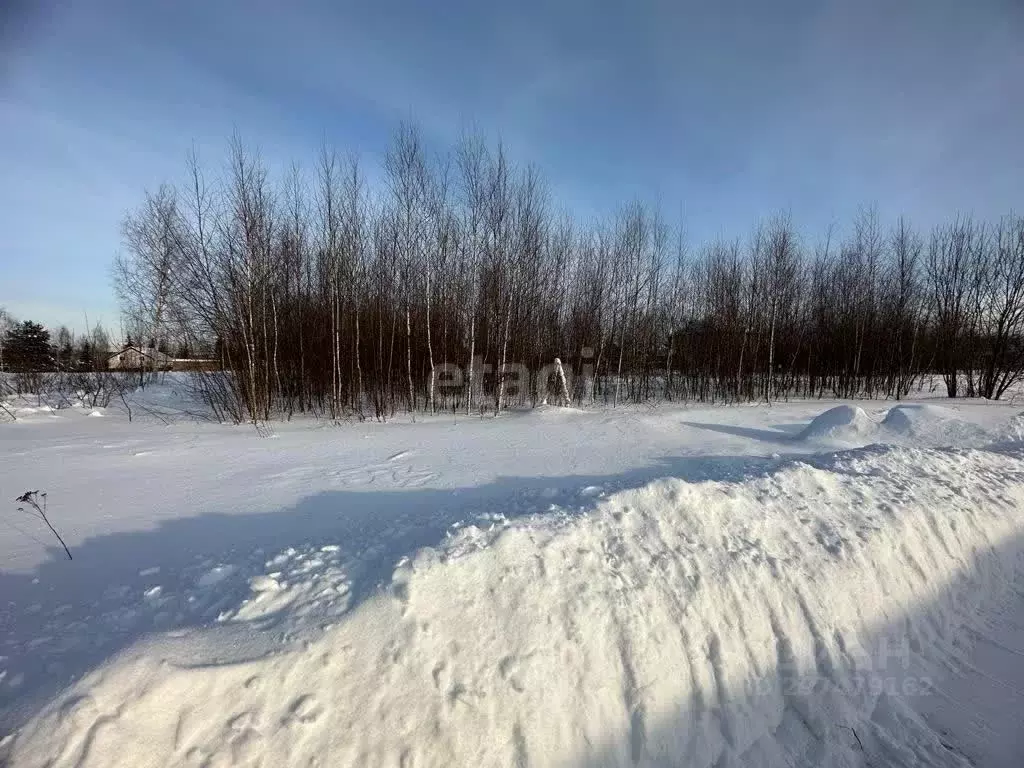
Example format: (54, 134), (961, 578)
(2, 381), (1024, 766)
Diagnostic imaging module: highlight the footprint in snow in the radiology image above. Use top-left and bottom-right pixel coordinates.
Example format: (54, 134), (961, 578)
(285, 694), (322, 725)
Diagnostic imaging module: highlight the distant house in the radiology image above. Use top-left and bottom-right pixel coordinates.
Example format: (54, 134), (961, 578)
(106, 344), (172, 371)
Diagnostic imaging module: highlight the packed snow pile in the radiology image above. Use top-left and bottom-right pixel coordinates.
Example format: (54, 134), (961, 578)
(797, 404), (877, 443)
(797, 403), (996, 449)
(880, 403), (993, 447)
(997, 411), (1024, 443)
(5, 443), (1024, 767)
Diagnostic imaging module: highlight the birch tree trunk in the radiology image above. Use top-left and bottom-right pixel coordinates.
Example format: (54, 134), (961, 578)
(406, 300), (415, 418)
(554, 357), (571, 405)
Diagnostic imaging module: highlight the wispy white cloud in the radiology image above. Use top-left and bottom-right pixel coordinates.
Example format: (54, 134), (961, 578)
(1, 0), (1021, 329)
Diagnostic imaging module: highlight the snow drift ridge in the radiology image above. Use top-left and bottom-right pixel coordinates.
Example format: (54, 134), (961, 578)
(6, 445), (1024, 767)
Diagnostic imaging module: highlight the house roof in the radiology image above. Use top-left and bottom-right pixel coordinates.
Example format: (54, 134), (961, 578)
(105, 344), (168, 361)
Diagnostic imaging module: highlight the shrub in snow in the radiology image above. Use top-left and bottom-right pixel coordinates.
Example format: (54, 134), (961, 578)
(14, 491), (72, 560)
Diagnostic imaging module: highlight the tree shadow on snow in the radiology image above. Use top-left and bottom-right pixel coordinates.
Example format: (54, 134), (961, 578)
(682, 421), (804, 445)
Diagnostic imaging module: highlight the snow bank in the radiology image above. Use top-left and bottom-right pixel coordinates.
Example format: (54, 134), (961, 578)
(997, 412), (1024, 443)
(797, 403), (998, 449)
(798, 404), (876, 443)
(882, 404), (991, 447)
(6, 444), (1023, 767)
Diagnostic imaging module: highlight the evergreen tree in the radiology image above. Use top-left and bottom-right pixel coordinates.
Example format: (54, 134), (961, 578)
(3, 321), (53, 373)
(78, 339), (94, 371)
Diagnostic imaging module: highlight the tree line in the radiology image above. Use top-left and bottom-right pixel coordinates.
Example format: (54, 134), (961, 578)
(0, 316), (110, 376)
(113, 124), (1024, 423)
(0, 314), (191, 378)
(0, 313), (133, 412)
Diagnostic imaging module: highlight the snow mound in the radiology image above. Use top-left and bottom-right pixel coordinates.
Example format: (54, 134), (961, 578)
(882, 404), (990, 447)
(6, 445), (1024, 767)
(997, 412), (1024, 443)
(798, 404), (876, 443)
(8, 404), (59, 420)
(531, 403), (589, 416)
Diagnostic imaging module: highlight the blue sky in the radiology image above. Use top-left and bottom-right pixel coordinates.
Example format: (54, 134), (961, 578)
(1, 0), (1021, 333)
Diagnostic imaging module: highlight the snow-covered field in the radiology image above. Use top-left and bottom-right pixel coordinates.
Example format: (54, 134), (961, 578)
(2, 382), (1024, 766)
